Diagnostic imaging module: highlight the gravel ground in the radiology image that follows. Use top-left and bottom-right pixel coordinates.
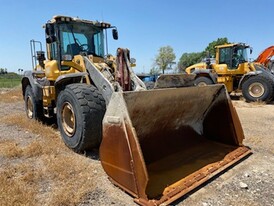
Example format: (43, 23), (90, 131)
(0, 89), (273, 206)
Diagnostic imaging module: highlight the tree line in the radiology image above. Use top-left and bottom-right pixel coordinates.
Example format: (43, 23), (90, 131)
(152, 37), (229, 74)
(0, 68), (8, 75)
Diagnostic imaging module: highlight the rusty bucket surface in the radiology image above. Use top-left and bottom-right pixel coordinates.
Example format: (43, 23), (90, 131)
(100, 84), (251, 205)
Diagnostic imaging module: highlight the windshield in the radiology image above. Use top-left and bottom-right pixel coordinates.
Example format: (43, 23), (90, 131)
(219, 46), (249, 68)
(234, 47), (248, 62)
(59, 22), (105, 58)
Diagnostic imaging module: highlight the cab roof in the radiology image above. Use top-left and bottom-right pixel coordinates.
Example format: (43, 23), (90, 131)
(48, 15), (112, 28)
(215, 43), (250, 49)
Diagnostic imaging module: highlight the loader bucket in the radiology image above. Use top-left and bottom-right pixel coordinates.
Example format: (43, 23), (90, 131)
(100, 84), (251, 205)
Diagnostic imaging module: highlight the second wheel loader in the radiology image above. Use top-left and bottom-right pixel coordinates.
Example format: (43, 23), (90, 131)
(186, 43), (274, 102)
(22, 16), (251, 205)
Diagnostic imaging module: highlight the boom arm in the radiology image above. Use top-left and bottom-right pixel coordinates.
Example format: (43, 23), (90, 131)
(255, 46), (274, 66)
(84, 56), (116, 105)
(84, 48), (146, 105)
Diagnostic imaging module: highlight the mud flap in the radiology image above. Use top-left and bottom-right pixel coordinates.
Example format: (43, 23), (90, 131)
(100, 84), (251, 205)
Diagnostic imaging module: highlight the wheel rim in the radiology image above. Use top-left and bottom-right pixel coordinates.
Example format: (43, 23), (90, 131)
(26, 96), (34, 118)
(248, 82), (265, 98)
(197, 82), (207, 86)
(61, 102), (76, 137)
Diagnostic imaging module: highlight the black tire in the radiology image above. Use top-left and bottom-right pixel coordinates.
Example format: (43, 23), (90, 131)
(144, 81), (155, 90)
(269, 61), (274, 74)
(194, 76), (213, 86)
(57, 84), (106, 152)
(24, 85), (44, 120)
(242, 74), (274, 102)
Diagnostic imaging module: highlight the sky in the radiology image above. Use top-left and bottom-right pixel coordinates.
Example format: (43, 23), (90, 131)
(0, 0), (273, 74)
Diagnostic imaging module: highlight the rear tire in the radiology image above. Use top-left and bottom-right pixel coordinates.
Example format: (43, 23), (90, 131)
(24, 85), (44, 121)
(194, 76), (213, 86)
(57, 84), (106, 152)
(242, 75), (274, 102)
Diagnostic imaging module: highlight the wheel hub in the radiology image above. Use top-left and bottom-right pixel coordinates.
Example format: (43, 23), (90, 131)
(26, 96), (33, 118)
(248, 82), (265, 98)
(197, 82), (207, 86)
(61, 102), (76, 137)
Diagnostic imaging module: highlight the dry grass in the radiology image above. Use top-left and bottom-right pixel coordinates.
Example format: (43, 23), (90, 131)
(0, 113), (98, 205)
(0, 87), (22, 103)
(42, 154), (97, 206)
(0, 139), (23, 158)
(0, 164), (37, 206)
(2, 114), (58, 139)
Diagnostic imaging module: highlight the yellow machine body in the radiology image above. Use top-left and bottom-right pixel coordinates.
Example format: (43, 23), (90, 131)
(185, 43), (256, 93)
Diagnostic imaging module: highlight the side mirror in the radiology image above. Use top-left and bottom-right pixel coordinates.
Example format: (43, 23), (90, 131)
(130, 58), (136, 64)
(250, 47), (253, 54)
(45, 23), (55, 36)
(130, 58), (136, 67)
(46, 36), (57, 43)
(112, 28), (118, 40)
(45, 23), (56, 43)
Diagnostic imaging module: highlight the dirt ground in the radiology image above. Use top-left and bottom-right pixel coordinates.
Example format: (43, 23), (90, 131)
(0, 88), (273, 206)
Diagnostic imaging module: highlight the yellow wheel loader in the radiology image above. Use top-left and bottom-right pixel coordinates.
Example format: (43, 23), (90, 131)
(186, 43), (274, 102)
(22, 16), (251, 205)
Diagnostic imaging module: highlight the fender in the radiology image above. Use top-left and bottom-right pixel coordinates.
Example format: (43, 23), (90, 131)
(54, 72), (88, 94)
(192, 69), (218, 83)
(21, 71), (43, 101)
(238, 70), (262, 89)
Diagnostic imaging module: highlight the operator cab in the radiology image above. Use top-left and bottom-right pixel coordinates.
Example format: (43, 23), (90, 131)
(218, 43), (250, 69)
(45, 15), (118, 70)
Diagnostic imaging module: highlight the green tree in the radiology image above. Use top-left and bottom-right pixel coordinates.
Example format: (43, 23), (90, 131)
(178, 52), (204, 72)
(155, 46), (176, 74)
(204, 37), (229, 57)
(0, 68), (8, 74)
(178, 37), (230, 72)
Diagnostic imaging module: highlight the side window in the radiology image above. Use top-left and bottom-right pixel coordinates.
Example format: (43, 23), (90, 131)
(62, 32), (73, 54)
(219, 48), (232, 66)
(50, 42), (58, 60)
(237, 49), (244, 61)
(94, 33), (102, 56)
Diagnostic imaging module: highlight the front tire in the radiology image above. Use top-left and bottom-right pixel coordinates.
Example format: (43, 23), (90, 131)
(24, 85), (44, 120)
(242, 75), (274, 102)
(57, 84), (106, 152)
(194, 76), (213, 86)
